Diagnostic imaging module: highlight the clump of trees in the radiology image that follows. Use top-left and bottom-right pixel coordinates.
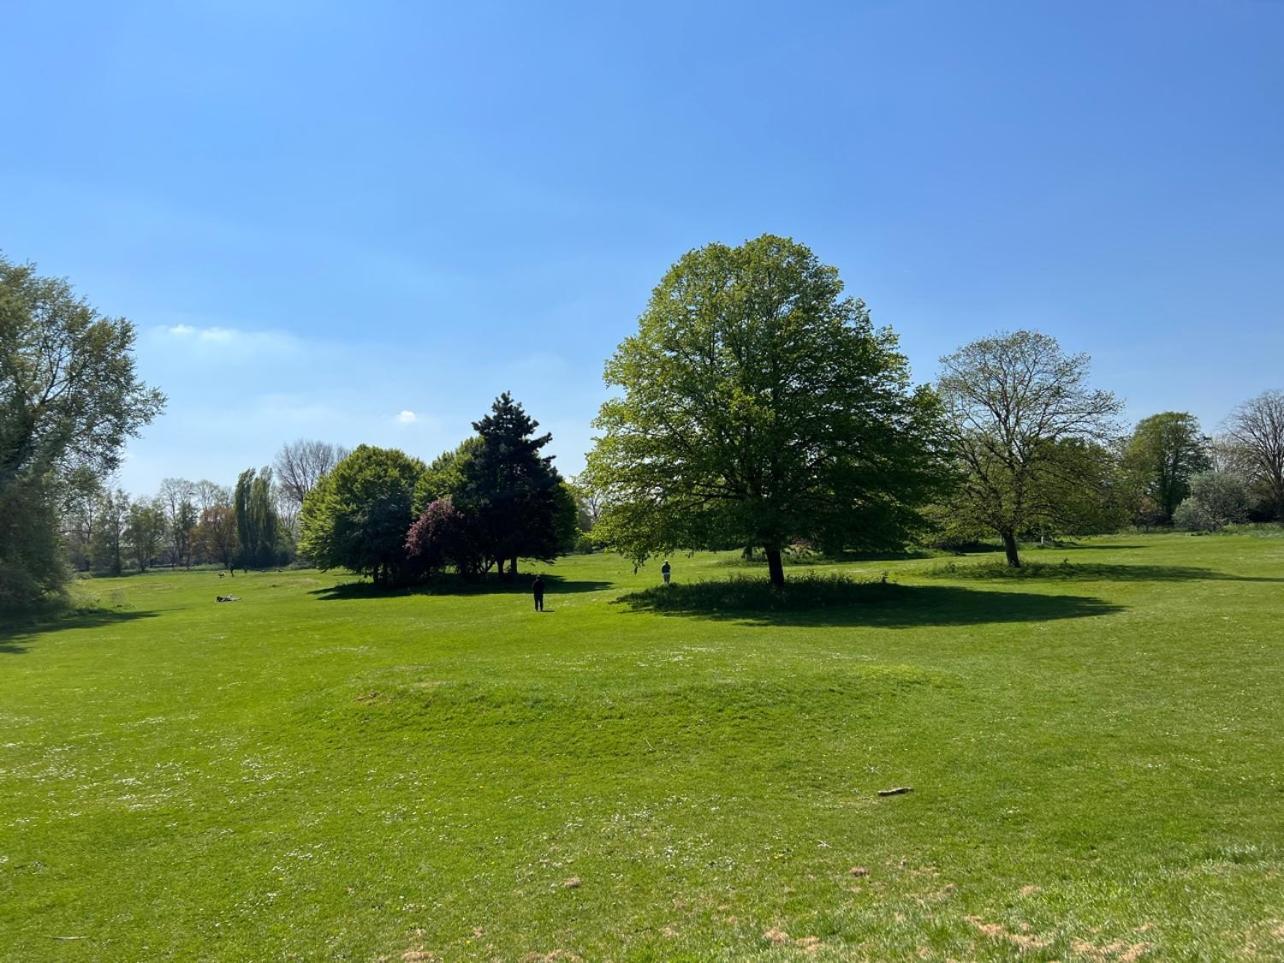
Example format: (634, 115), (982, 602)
(55, 440), (346, 580)
(299, 394), (576, 586)
(8, 240), (1283, 605)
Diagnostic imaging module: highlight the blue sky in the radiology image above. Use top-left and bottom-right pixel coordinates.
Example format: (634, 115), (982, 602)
(3, 1), (1282, 495)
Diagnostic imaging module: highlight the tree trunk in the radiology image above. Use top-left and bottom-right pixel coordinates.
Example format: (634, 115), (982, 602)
(1001, 530), (1022, 568)
(495, 557), (505, 577)
(510, 556), (518, 577)
(765, 547), (785, 588)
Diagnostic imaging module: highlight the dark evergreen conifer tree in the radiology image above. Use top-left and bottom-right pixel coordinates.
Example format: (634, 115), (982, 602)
(458, 393), (569, 575)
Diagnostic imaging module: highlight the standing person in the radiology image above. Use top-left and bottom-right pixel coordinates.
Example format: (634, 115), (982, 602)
(532, 574), (545, 612)
(661, 560), (671, 585)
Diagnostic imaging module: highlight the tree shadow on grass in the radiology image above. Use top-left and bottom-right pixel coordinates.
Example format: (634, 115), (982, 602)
(310, 573), (613, 601)
(927, 560), (1284, 583)
(614, 578), (1123, 628)
(0, 609), (158, 655)
(1028, 542), (1149, 551)
(715, 547), (937, 568)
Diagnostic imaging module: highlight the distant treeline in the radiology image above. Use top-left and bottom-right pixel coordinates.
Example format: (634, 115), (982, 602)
(4, 241), (1282, 606)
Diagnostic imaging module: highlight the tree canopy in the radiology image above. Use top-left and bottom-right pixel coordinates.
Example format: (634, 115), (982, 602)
(1122, 412), (1211, 525)
(234, 467), (281, 568)
(299, 445), (426, 585)
(1, 257), (163, 605)
(937, 330), (1122, 567)
(585, 234), (946, 586)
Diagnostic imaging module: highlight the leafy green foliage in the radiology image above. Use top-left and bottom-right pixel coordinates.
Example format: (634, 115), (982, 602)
(413, 436), (482, 514)
(234, 467), (281, 568)
(586, 235), (947, 586)
(299, 445), (426, 584)
(0, 257), (164, 487)
(1122, 412), (1211, 524)
(0, 474), (64, 608)
(1174, 470), (1250, 531)
(0, 256), (163, 604)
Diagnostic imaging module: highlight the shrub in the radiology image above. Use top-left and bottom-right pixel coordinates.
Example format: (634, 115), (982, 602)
(405, 498), (485, 577)
(1173, 497), (1217, 532)
(1187, 471), (1249, 528)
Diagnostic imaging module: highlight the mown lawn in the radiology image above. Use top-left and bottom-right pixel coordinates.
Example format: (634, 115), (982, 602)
(2, 534), (1283, 961)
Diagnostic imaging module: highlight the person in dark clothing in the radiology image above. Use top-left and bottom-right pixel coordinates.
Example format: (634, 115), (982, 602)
(532, 574), (545, 612)
(661, 560), (671, 585)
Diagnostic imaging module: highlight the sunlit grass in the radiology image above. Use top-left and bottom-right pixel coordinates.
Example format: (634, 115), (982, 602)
(2, 533), (1283, 960)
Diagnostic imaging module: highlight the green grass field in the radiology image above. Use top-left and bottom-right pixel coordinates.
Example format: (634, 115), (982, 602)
(3, 534), (1283, 961)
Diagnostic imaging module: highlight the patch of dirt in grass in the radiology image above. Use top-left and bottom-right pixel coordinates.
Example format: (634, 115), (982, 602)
(966, 916), (1153, 960)
(522, 951), (582, 962)
(1069, 938), (1153, 961)
(1019, 884), (1042, 897)
(965, 916), (1051, 951)
(762, 928), (825, 954)
(795, 935), (823, 954)
(916, 883), (957, 907)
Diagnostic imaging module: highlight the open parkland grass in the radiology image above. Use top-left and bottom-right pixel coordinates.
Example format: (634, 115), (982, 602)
(2, 533), (1283, 961)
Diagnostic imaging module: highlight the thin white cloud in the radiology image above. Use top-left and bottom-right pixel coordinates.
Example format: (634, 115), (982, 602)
(156, 322), (301, 353)
(396, 410), (418, 424)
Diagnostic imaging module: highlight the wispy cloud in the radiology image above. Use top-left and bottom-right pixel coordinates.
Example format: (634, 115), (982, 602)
(396, 409), (418, 424)
(158, 322), (301, 353)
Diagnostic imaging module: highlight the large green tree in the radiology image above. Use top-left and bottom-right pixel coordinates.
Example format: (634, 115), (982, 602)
(1, 256), (163, 604)
(299, 445), (426, 585)
(937, 330), (1122, 567)
(585, 235), (946, 587)
(1122, 412), (1211, 524)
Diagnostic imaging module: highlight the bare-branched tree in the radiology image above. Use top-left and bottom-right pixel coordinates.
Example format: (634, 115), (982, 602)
(1223, 390), (1284, 521)
(274, 440), (348, 508)
(937, 330), (1122, 567)
(274, 440), (348, 535)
